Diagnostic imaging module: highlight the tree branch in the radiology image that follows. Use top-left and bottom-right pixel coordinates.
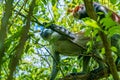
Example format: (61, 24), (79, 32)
(7, 0), (36, 80)
(0, 0), (14, 73)
(59, 65), (120, 80)
(82, 0), (119, 80)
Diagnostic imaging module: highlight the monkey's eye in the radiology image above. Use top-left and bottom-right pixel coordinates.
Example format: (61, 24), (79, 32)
(81, 6), (84, 10)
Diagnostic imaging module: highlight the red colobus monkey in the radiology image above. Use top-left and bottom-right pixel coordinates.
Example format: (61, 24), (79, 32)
(69, 2), (120, 23)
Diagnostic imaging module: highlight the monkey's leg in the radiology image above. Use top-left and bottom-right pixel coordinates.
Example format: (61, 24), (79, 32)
(70, 56), (90, 76)
(82, 55), (104, 73)
(50, 52), (60, 80)
(82, 56), (91, 73)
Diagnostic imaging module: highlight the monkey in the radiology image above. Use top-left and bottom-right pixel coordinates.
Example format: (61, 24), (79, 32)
(40, 24), (105, 80)
(39, 3), (120, 80)
(69, 2), (120, 23)
(69, 2), (120, 66)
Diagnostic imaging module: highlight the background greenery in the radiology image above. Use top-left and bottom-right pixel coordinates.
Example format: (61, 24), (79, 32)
(0, 0), (120, 80)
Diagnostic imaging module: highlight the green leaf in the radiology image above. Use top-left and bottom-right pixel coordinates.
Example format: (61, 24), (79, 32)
(41, 0), (47, 5)
(118, 5), (120, 10)
(101, 17), (116, 29)
(111, 46), (117, 52)
(34, 7), (39, 14)
(64, 66), (69, 71)
(101, 48), (105, 54)
(72, 67), (77, 73)
(51, 0), (56, 6)
(110, 0), (117, 4)
(108, 26), (120, 36)
(85, 20), (99, 28)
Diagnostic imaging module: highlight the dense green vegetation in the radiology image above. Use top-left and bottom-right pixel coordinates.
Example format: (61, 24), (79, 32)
(0, 0), (120, 80)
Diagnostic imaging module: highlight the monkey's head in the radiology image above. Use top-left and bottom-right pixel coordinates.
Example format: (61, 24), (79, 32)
(40, 26), (54, 40)
(68, 3), (107, 19)
(40, 26), (62, 41)
(68, 4), (88, 19)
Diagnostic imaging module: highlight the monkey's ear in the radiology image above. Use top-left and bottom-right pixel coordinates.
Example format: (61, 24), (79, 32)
(67, 6), (80, 13)
(73, 6), (80, 13)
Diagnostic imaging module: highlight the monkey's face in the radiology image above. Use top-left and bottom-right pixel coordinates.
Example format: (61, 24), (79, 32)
(40, 29), (53, 40)
(73, 5), (87, 19)
(40, 28), (62, 42)
(68, 4), (89, 19)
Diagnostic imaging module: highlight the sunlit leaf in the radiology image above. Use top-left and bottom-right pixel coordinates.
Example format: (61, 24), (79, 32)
(108, 26), (120, 36)
(110, 0), (117, 4)
(101, 48), (105, 54)
(84, 20), (99, 28)
(111, 46), (117, 52)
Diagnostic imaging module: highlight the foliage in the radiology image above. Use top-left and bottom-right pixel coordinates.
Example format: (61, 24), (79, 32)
(0, 0), (120, 80)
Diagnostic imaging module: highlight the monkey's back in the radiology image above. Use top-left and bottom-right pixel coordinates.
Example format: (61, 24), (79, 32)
(51, 31), (91, 56)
